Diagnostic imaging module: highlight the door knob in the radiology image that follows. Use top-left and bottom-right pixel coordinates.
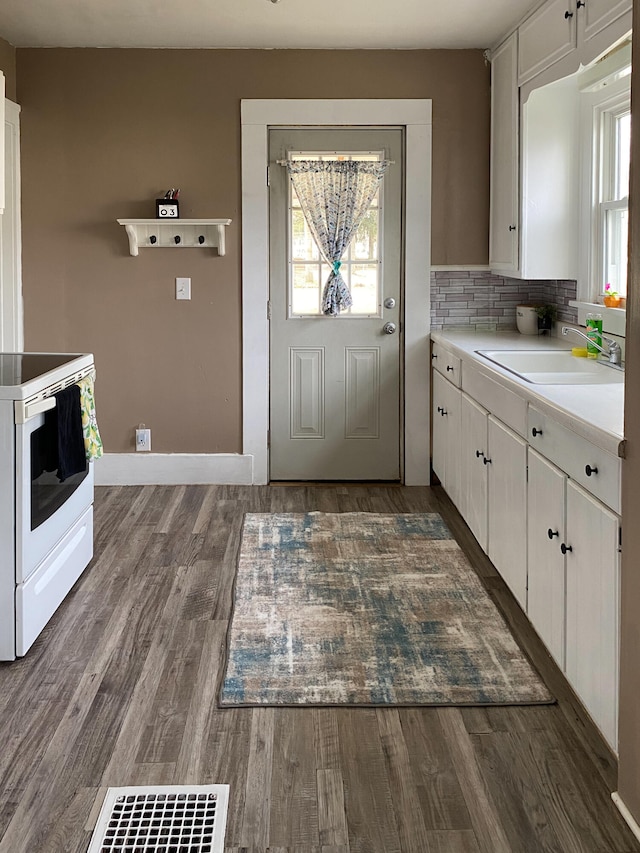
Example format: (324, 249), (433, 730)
(384, 297), (396, 309)
(383, 322), (396, 335)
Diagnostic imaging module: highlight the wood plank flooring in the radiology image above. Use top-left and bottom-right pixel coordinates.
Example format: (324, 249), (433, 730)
(0, 484), (638, 852)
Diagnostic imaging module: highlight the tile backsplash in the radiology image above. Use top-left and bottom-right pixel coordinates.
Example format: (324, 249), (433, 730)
(430, 270), (577, 331)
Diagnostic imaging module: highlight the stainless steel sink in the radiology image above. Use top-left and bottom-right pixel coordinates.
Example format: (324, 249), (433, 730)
(476, 349), (625, 385)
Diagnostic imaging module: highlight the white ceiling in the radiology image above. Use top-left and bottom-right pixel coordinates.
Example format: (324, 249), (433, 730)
(0, 0), (538, 50)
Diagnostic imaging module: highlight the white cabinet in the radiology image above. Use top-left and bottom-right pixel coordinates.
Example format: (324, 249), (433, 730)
(527, 449), (567, 669)
(518, 0), (575, 86)
(527, 449), (620, 749)
(518, 0), (631, 88)
(432, 370), (461, 508)
(486, 416), (528, 609)
(489, 33), (519, 274)
(565, 480), (620, 749)
(460, 394), (489, 551)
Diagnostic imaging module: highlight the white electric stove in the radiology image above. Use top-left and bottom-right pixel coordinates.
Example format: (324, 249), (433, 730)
(0, 352), (95, 660)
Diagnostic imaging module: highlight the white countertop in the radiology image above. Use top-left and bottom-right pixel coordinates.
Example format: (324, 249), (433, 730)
(431, 330), (624, 457)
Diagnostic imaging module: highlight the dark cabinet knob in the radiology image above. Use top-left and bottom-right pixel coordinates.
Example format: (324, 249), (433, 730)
(508, 225), (517, 231)
(483, 457), (492, 465)
(532, 427), (543, 437)
(198, 235), (205, 244)
(564, 10), (574, 18)
(577, 0), (585, 6)
(431, 353), (438, 360)
(446, 365), (454, 372)
(585, 464), (598, 477)
(149, 235), (157, 244)
(548, 528), (559, 539)
(174, 235), (181, 244)
(561, 543), (573, 555)
(476, 450), (484, 459)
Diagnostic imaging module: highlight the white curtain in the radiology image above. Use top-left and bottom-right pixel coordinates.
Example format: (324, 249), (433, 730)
(286, 160), (389, 315)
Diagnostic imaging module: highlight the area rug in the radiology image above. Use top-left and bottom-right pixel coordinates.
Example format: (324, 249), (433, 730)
(218, 512), (553, 707)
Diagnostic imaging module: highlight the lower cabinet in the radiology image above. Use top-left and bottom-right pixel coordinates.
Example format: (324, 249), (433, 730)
(459, 394), (527, 607)
(527, 447), (620, 749)
(432, 370), (461, 508)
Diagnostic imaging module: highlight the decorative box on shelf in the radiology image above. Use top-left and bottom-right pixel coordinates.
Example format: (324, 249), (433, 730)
(117, 219), (232, 257)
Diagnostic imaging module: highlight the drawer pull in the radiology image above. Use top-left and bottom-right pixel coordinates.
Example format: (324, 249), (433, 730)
(475, 450), (485, 459)
(564, 10), (573, 18)
(446, 365), (454, 372)
(548, 528), (559, 539)
(531, 427), (543, 437)
(560, 543), (573, 555)
(437, 407), (447, 416)
(585, 464), (598, 477)
(483, 457), (492, 465)
(431, 353), (438, 359)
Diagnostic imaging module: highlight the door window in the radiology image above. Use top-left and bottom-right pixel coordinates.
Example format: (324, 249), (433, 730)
(288, 151), (383, 317)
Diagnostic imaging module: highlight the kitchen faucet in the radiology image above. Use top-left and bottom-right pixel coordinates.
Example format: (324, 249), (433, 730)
(561, 326), (622, 366)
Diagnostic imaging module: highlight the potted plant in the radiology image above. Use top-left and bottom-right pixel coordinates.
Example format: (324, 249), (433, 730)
(534, 303), (557, 332)
(603, 283), (621, 308)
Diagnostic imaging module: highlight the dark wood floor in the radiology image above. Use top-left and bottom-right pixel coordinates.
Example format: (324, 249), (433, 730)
(0, 484), (637, 852)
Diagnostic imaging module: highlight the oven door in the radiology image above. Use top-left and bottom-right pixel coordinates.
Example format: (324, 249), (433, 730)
(15, 407), (94, 584)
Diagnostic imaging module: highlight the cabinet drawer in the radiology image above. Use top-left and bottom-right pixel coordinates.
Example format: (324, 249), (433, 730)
(462, 363), (527, 438)
(528, 407), (621, 513)
(432, 342), (461, 387)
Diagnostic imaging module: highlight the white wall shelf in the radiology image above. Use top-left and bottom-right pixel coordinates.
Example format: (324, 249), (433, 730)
(117, 219), (232, 257)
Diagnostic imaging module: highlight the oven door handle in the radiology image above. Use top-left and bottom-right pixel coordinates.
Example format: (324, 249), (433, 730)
(15, 397), (56, 424)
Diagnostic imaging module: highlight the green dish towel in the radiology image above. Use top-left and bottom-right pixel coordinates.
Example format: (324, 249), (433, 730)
(78, 374), (103, 460)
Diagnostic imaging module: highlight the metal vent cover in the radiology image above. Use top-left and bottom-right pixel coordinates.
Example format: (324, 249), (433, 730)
(87, 785), (229, 853)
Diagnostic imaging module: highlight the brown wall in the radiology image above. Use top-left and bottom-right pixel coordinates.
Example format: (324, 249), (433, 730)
(617, 0), (640, 821)
(0, 36), (16, 101)
(16, 48), (490, 453)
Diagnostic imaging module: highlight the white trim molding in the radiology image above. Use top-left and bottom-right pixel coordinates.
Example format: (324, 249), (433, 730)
(93, 453), (254, 486)
(241, 99), (432, 485)
(612, 793), (640, 845)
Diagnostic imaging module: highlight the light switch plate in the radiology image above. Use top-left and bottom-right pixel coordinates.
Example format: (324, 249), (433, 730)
(176, 277), (191, 300)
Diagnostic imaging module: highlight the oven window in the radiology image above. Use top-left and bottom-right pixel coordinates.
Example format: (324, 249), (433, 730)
(30, 425), (88, 531)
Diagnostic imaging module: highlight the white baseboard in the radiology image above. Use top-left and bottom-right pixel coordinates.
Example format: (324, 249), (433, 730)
(93, 453), (254, 486)
(612, 793), (640, 844)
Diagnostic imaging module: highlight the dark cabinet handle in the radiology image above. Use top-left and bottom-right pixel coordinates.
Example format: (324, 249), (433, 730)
(437, 406), (447, 416)
(198, 235), (205, 244)
(548, 528), (559, 539)
(585, 464), (598, 477)
(174, 235), (181, 244)
(509, 225), (517, 231)
(561, 543), (573, 555)
(532, 427), (543, 437)
(149, 235), (157, 244)
(483, 457), (492, 465)
(476, 450), (484, 459)
(564, 10), (573, 18)
(446, 365), (454, 372)
(431, 353), (438, 359)
(576, 0), (585, 7)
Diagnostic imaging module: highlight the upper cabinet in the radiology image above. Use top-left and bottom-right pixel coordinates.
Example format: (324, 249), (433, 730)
(489, 33), (519, 274)
(518, 0), (631, 90)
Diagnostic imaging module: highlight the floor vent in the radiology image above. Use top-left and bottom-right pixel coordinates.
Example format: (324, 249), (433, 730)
(87, 785), (229, 853)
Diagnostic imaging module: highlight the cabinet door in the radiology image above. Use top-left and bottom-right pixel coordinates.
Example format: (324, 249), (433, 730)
(578, 0), (632, 66)
(432, 371), (461, 507)
(518, 0), (576, 86)
(565, 480), (620, 750)
(527, 449), (566, 669)
(489, 34), (519, 273)
(487, 416), (528, 609)
(460, 394), (488, 551)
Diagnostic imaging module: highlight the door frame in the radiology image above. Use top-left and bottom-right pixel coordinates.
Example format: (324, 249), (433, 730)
(241, 99), (432, 485)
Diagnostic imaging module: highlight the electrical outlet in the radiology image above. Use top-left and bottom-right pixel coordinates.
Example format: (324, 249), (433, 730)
(136, 428), (151, 452)
(176, 277), (191, 300)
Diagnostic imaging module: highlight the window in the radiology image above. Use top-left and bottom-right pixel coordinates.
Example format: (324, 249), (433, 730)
(287, 151), (383, 317)
(579, 57), (631, 304)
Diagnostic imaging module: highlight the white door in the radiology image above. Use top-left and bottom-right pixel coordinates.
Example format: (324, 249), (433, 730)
(269, 129), (402, 480)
